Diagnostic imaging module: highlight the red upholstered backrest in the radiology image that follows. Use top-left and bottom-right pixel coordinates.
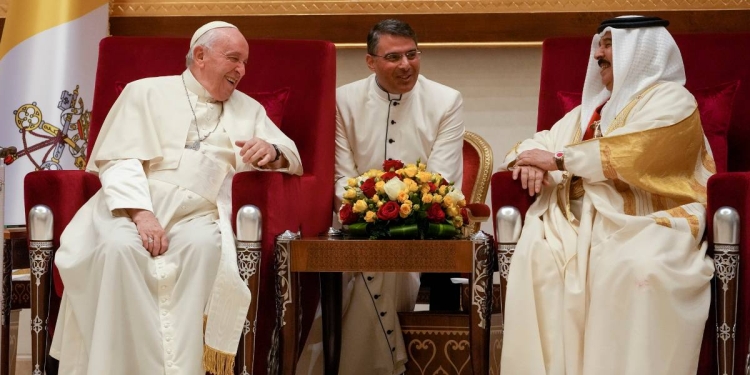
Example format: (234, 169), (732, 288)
(462, 139), (479, 200)
(537, 33), (750, 173)
(90, 36), (336, 178)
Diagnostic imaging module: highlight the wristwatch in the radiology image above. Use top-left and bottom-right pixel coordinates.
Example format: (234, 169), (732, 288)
(553, 151), (565, 171)
(272, 144), (282, 162)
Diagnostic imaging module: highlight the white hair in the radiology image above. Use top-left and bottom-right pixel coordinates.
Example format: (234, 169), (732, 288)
(185, 28), (225, 68)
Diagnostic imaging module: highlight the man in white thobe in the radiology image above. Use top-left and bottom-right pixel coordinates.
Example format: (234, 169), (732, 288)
(50, 21), (302, 375)
(499, 16), (715, 375)
(296, 19), (464, 375)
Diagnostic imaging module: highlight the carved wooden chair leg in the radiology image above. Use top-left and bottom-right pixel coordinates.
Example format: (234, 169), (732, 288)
(494, 206), (522, 371)
(269, 230), (301, 375)
(28, 205), (53, 375)
(713, 207), (740, 375)
(235, 205), (263, 375)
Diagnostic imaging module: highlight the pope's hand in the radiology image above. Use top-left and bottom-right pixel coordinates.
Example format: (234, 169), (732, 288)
(512, 165), (549, 196)
(236, 138), (279, 168)
(127, 209), (168, 257)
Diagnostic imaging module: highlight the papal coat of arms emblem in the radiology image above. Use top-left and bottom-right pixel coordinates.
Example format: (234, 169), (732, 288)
(1, 85), (90, 170)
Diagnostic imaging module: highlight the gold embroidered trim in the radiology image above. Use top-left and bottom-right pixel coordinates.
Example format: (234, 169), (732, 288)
(654, 216), (672, 228)
(569, 176), (585, 200)
(665, 206), (700, 238)
(605, 83), (662, 136)
(701, 143), (717, 174)
(651, 194), (668, 212)
(203, 345), (236, 375)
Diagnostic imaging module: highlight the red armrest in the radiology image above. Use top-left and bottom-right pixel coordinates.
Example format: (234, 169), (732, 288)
(23, 170), (102, 335)
(231, 171), (327, 373)
(490, 171), (535, 236)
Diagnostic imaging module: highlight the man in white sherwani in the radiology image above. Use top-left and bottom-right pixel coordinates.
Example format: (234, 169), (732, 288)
(49, 21), (302, 375)
(499, 16), (715, 375)
(296, 19), (464, 375)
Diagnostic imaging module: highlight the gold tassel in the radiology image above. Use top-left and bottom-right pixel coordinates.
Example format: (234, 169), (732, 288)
(203, 345), (236, 375)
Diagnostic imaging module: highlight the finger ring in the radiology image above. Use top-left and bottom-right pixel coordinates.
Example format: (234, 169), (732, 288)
(148, 237), (154, 243)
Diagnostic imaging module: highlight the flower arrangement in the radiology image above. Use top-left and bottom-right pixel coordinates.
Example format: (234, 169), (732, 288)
(338, 159), (467, 239)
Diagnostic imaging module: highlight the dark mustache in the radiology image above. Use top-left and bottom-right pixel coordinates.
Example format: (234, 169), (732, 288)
(597, 58), (611, 68)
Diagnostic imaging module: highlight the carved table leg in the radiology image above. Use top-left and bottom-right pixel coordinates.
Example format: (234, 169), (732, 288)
(235, 205), (263, 375)
(470, 231), (493, 375)
(320, 272), (342, 375)
(713, 207), (740, 375)
(28, 205), (53, 375)
(271, 230), (301, 375)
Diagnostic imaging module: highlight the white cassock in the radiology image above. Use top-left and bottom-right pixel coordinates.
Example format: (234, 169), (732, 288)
(499, 82), (715, 375)
(297, 73), (464, 375)
(50, 70), (302, 375)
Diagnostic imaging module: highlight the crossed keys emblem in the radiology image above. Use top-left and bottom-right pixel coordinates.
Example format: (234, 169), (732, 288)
(1, 85), (89, 170)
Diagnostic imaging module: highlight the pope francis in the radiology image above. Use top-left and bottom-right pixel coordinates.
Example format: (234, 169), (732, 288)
(48, 21), (302, 375)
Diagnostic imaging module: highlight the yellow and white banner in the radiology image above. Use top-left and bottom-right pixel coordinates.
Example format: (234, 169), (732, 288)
(0, 0), (109, 225)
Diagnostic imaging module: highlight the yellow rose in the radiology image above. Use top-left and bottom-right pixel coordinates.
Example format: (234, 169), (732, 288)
(418, 162), (427, 171)
(367, 169), (380, 178)
(413, 204), (420, 210)
(353, 199), (368, 213)
(453, 216), (464, 228)
(404, 178), (418, 192)
(446, 205), (459, 217)
(399, 203), (413, 218)
(347, 178), (357, 187)
(377, 201), (384, 207)
(397, 190), (409, 203)
(372, 195), (380, 203)
(420, 185), (430, 195)
(365, 211), (377, 223)
(422, 193), (433, 204)
(375, 181), (386, 194)
(439, 185), (447, 196)
(403, 164), (418, 178)
(343, 189), (357, 200)
(443, 195), (455, 207)
(416, 171), (432, 183)
(433, 195), (443, 204)
(403, 199), (413, 207)
(458, 199), (467, 207)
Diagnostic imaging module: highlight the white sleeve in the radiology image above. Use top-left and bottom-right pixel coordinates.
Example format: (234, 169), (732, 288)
(98, 159), (154, 213)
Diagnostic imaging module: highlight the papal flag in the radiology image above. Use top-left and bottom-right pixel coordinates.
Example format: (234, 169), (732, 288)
(0, 0), (109, 225)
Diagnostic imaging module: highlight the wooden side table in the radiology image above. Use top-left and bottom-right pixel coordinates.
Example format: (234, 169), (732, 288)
(269, 232), (496, 375)
(3, 228), (31, 375)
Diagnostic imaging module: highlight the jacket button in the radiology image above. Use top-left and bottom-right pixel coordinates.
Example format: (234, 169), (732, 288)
(387, 330), (393, 335)
(388, 139), (395, 144)
(374, 294), (380, 299)
(391, 120), (396, 125)
(380, 311), (387, 317)
(393, 101), (399, 106)
(367, 276), (374, 281)
(391, 347), (396, 352)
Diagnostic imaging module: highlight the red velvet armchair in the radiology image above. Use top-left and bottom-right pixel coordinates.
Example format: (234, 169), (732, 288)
(23, 36), (336, 375)
(491, 33), (750, 375)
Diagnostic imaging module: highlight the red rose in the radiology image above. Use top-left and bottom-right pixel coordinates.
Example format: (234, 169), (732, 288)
(360, 178), (377, 198)
(339, 204), (359, 225)
(427, 182), (438, 193)
(377, 201), (400, 221)
(381, 172), (400, 182)
(461, 207), (469, 225)
(382, 159), (404, 172)
(439, 178), (450, 187)
(426, 203), (446, 223)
